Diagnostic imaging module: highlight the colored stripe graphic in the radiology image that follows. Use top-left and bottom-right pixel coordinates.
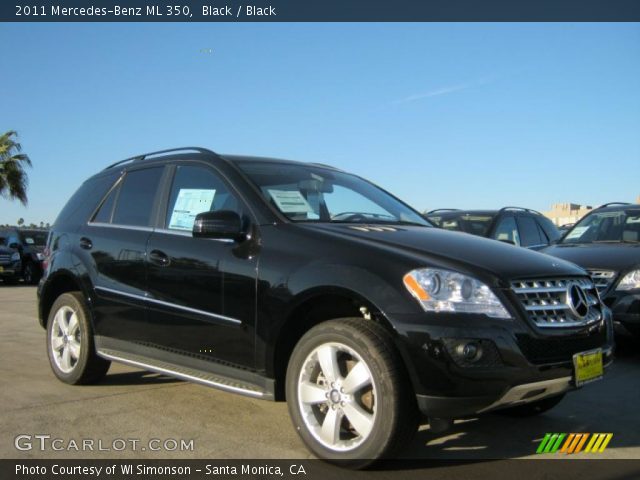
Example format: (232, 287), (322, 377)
(538, 433), (613, 454)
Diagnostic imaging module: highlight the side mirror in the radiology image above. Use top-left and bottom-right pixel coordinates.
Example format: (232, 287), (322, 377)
(9, 242), (20, 249)
(192, 210), (244, 241)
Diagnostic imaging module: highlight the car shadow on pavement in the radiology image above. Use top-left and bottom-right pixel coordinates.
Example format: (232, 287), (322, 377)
(98, 370), (183, 386)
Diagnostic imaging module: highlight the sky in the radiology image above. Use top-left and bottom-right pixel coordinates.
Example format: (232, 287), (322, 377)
(0, 23), (639, 224)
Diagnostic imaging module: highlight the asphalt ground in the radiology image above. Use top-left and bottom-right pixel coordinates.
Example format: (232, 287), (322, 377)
(1, 285), (639, 462)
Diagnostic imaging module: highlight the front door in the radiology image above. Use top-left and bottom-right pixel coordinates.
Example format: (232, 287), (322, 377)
(144, 162), (258, 370)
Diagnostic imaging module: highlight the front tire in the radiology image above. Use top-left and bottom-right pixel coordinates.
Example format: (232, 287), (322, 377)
(286, 318), (417, 467)
(46, 292), (110, 384)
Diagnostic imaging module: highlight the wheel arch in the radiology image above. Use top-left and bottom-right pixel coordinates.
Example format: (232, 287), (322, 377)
(268, 286), (398, 401)
(39, 269), (92, 329)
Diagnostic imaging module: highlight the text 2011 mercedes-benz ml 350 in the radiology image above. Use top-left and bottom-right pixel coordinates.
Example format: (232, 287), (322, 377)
(38, 147), (613, 466)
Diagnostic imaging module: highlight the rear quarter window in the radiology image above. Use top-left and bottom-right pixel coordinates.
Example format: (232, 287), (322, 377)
(54, 172), (121, 229)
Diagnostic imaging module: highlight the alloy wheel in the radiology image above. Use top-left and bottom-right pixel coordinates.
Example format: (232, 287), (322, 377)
(297, 342), (377, 452)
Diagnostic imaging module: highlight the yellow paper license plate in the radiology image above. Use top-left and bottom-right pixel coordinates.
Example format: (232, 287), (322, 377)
(0, 266), (4, 273)
(573, 349), (603, 386)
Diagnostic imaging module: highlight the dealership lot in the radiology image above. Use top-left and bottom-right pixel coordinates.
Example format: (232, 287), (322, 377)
(1, 285), (638, 460)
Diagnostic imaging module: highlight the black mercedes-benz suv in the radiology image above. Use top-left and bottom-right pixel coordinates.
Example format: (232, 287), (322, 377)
(543, 203), (640, 338)
(425, 207), (561, 250)
(38, 147), (613, 465)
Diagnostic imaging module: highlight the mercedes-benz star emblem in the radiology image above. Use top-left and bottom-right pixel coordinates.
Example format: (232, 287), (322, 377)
(567, 283), (589, 319)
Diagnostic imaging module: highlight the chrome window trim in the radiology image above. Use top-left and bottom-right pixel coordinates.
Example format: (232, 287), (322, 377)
(95, 286), (242, 325)
(154, 228), (234, 243)
(87, 222), (154, 232)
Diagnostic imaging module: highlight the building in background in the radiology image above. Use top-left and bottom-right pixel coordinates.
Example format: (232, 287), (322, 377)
(544, 195), (640, 226)
(544, 203), (593, 226)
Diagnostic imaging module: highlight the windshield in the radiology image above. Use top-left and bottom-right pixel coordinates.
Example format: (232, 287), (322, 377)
(237, 161), (431, 226)
(562, 209), (640, 244)
(428, 213), (495, 236)
(19, 230), (48, 246)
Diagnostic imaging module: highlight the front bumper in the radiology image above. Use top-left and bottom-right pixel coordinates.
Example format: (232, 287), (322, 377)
(0, 261), (22, 279)
(391, 308), (614, 419)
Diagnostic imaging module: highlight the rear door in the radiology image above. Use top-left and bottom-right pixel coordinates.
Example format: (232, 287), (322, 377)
(144, 162), (258, 369)
(81, 166), (166, 345)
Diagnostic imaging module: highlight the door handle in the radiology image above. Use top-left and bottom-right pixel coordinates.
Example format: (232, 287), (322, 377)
(79, 237), (93, 250)
(148, 249), (170, 267)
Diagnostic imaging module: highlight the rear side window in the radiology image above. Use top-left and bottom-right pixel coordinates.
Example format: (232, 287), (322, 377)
(518, 216), (543, 247)
(92, 180), (120, 223)
(112, 167), (164, 227)
(494, 216), (520, 245)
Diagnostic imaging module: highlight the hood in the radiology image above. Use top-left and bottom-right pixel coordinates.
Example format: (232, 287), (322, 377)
(0, 245), (15, 255)
(542, 242), (640, 272)
(299, 224), (585, 283)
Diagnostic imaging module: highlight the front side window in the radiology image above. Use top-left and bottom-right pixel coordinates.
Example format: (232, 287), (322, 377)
(165, 165), (242, 231)
(112, 167), (164, 227)
(236, 161), (430, 226)
(562, 209), (640, 244)
(494, 216), (520, 245)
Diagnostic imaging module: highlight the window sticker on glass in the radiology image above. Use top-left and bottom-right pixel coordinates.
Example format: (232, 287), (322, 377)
(268, 189), (313, 214)
(566, 226), (589, 239)
(169, 189), (216, 231)
(24, 237), (35, 245)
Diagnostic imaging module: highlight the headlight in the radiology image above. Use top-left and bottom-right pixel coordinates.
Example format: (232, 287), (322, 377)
(617, 269), (640, 291)
(36, 253), (45, 261)
(10, 252), (20, 261)
(403, 268), (511, 319)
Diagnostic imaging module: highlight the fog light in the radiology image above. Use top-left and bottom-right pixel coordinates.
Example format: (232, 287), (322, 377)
(456, 342), (480, 361)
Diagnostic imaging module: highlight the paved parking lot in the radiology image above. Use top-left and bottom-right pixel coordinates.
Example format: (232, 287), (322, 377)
(1, 285), (638, 460)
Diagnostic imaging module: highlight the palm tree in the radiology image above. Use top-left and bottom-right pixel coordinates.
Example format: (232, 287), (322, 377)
(0, 131), (32, 205)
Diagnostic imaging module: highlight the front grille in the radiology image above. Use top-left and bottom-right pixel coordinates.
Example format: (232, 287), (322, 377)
(511, 277), (602, 328)
(0, 254), (11, 263)
(516, 329), (607, 364)
(587, 269), (617, 295)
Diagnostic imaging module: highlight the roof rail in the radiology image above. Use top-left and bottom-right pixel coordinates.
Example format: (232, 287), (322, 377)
(104, 147), (216, 171)
(595, 202), (632, 209)
(425, 208), (461, 214)
(499, 206), (543, 216)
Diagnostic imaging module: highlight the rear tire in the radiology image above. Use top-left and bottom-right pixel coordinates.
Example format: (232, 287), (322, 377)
(496, 394), (565, 417)
(46, 292), (110, 384)
(285, 318), (418, 468)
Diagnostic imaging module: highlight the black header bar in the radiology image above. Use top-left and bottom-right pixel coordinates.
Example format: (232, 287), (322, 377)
(3, 0), (640, 22)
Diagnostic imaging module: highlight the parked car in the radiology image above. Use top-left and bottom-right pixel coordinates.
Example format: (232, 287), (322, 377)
(0, 243), (22, 284)
(0, 228), (48, 284)
(38, 147), (613, 466)
(543, 202), (640, 338)
(424, 207), (561, 250)
(559, 223), (575, 236)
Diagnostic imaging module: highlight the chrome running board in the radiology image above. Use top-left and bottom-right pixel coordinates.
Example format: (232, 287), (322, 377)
(97, 348), (270, 399)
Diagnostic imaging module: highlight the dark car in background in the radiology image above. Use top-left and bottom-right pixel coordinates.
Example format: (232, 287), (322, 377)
(0, 228), (48, 284)
(0, 242), (22, 284)
(543, 203), (640, 338)
(425, 207), (561, 250)
(38, 147), (612, 465)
